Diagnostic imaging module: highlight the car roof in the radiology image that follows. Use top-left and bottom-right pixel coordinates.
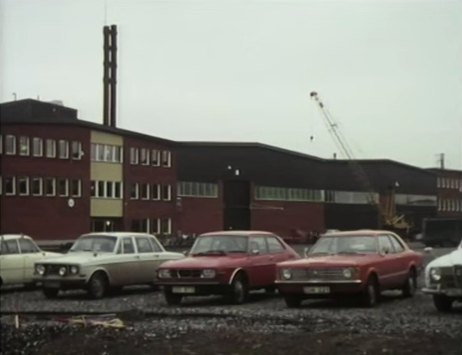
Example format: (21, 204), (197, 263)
(200, 230), (276, 237)
(79, 232), (156, 238)
(322, 230), (398, 237)
(0, 234), (33, 241)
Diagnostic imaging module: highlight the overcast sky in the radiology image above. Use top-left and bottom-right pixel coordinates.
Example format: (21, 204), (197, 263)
(1, 0), (461, 169)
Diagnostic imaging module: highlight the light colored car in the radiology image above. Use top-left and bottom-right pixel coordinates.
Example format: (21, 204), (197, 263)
(422, 240), (462, 312)
(0, 234), (61, 288)
(34, 232), (184, 299)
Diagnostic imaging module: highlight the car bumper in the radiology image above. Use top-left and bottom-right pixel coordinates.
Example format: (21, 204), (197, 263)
(422, 287), (462, 297)
(275, 280), (363, 298)
(34, 276), (87, 290)
(159, 282), (229, 296)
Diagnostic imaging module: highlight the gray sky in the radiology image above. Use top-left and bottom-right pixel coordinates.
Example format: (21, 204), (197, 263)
(1, 0), (462, 169)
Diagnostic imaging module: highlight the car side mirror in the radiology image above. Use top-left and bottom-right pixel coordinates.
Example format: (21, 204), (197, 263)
(182, 250), (189, 256)
(380, 246), (390, 255)
(251, 249), (260, 255)
(424, 247), (433, 254)
(304, 247), (310, 257)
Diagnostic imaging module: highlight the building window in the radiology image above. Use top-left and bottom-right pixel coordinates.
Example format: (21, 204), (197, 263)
(151, 218), (160, 234)
(141, 183), (150, 200)
(46, 139), (56, 158)
(45, 178), (56, 196)
(70, 179), (81, 197)
(32, 137), (43, 157)
(162, 185), (172, 201)
(140, 148), (149, 165)
(161, 218), (172, 235)
(130, 147), (139, 164)
(114, 146), (123, 163)
(58, 140), (69, 159)
(177, 181), (219, 198)
(71, 141), (82, 160)
(255, 185), (325, 202)
(130, 183), (139, 199)
(0, 135), (2, 154)
(131, 219), (149, 233)
(31, 177), (43, 196)
(114, 182), (122, 198)
(162, 150), (171, 167)
(5, 135), (16, 155)
(19, 136), (30, 156)
(151, 149), (160, 166)
(58, 178), (69, 196)
(5, 177), (16, 195)
(152, 184), (160, 200)
(18, 176), (29, 196)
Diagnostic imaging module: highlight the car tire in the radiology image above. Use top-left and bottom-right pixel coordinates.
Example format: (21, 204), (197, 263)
(361, 276), (379, 307)
(402, 269), (417, 298)
(265, 286), (277, 294)
(284, 295), (302, 308)
(87, 272), (108, 299)
(43, 287), (59, 299)
(226, 275), (248, 305)
(433, 295), (453, 312)
(164, 291), (183, 306)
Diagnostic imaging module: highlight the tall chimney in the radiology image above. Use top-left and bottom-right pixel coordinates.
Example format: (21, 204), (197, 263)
(103, 25), (118, 127)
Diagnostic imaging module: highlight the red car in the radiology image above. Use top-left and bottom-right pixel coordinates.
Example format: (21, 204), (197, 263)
(156, 231), (300, 305)
(275, 230), (423, 308)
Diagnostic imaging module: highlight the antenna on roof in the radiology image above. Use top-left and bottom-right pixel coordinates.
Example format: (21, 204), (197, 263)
(12, 92), (17, 101)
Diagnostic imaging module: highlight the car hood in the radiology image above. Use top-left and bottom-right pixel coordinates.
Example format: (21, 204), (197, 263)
(35, 252), (115, 265)
(277, 254), (379, 268)
(160, 254), (248, 269)
(42, 252), (63, 258)
(426, 249), (462, 269)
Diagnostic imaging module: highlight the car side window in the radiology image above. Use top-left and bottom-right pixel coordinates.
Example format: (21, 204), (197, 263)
(19, 239), (40, 254)
(389, 235), (405, 253)
(122, 237), (135, 254)
(4, 240), (20, 254)
(267, 236), (285, 253)
(378, 235), (394, 254)
(136, 237), (154, 253)
(148, 237), (163, 252)
(249, 236), (268, 255)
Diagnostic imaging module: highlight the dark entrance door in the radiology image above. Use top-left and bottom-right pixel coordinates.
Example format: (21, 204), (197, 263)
(223, 180), (251, 230)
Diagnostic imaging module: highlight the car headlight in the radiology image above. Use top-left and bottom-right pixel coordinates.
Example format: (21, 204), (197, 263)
(158, 269), (172, 279)
(282, 269), (292, 280)
(36, 264), (45, 275)
(430, 267), (441, 282)
(343, 268), (353, 279)
(201, 269), (216, 279)
(59, 266), (67, 276)
(70, 266), (79, 275)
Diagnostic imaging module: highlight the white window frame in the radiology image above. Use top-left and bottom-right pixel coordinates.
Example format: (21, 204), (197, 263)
(70, 179), (82, 197)
(18, 176), (30, 196)
(45, 178), (56, 196)
(140, 148), (149, 165)
(161, 218), (172, 234)
(31, 177), (43, 196)
(32, 137), (43, 157)
(162, 150), (171, 167)
(151, 218), (161, 234)
(130, 183), (139, 200)
(71, 141), (82, 160)
(130, 147), (139, 165)
(152, 184), (161, 200)
(162, 184), (172, 201)
(58, 178), (69, 197)
(151, 149), (160, 166)
(19, 136), (30, 156)
(5, 176), (16, 195)
(46, 139), (56, 158)
(141, 183), (150, 200)
(6, 135), (16, 155)
(58, 140), (69, 159)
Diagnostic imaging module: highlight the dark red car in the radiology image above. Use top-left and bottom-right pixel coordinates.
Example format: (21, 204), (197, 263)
(156, 231), (300, 305)
(275, 230), (423, 308)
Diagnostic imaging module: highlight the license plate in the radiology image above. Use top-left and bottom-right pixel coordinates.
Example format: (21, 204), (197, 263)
(303, 286), (330, 294)
(44, 281), (60, 289)
(172, 286), (195, 294)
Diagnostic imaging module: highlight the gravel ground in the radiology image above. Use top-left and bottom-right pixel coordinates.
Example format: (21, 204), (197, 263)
(1, 246), (461, 354)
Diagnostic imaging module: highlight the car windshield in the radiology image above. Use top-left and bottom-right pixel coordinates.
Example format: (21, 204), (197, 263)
(308, 235), (377, 255)
(190, 235), (248, 255)
(69, 235), (117, 253)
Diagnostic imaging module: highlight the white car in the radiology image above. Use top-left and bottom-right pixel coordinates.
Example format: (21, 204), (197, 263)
(34, 232), (184, 299)
(423, 240), (462, 312)
(0, 234), (61, 288)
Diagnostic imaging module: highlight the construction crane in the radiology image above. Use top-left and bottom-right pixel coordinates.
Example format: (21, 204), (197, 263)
(309, 91), (411, 234)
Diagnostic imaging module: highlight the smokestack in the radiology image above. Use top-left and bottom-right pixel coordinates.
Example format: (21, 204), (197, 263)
(103, 25), (118, 127)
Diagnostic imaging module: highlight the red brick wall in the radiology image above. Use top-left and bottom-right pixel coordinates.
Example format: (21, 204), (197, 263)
(1, 124), (91, 241)
(177, 197), (224, 235)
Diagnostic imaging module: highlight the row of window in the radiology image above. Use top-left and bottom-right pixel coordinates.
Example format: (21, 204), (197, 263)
(325, 191), (378, 204)
(438, 199), (462, 212)
(437, 177), (462, 190)
(0, 135), (82, 160)
(91, 143), (123, 163)
(130, 183), (172, 201)
(177, 181), (218, 198)
(395, 194), (437, 207)
(255, 186), (324, 202)
(131, 218), (172, 235)
(91, 181), (123, 199)
(0, 176), (82, 197)
(129, 147), (172, 167)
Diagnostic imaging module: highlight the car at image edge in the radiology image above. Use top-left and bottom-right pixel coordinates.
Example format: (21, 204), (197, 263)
(33, 232), (184, 299)
(156, 230), (300, 305)
(275, 230), (423, 308)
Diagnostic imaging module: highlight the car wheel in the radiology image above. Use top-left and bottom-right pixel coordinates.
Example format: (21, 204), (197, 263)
(265, 285), (277, 294)
(402, 270), (417, 298)
(433, 295), (453, 312)
(284, 295), (302, 308)
(164, 291), (183, 306)
(87, 272), (108, 299)
(226, 275), (248, 305)
(43, 287), (59, 299)
(361, 276), (379, 307)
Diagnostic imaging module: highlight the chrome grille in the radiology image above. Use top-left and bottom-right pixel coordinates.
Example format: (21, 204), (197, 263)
(43, 264), (65, 276)
(172, 269), (202, 279)
(290, 268), (346, 281)
(437, 266), (462, 288)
